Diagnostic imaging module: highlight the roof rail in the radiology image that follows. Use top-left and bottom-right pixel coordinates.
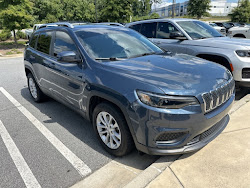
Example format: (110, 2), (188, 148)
(39, 22), (74, 29)
(94, 22), (124, 27)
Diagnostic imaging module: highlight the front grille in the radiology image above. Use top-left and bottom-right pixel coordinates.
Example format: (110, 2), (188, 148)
(200, 121), (221, 140)
(202, 78), (235, 113)
(242, 68), (250, 78)
(155, 132), (187, 142)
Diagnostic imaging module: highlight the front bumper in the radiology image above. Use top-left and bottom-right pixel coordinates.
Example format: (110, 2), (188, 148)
(130, 94), (234, 155)
(231, 54), (250, 86)
(135, 115), (229, 155)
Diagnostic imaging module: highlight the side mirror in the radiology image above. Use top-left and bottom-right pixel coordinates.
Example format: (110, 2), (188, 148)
(57, 51), (81, 63)
(170, 31), (187, 40)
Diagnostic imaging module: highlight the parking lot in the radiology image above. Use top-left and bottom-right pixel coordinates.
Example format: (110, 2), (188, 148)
(0, 57), (249, 188)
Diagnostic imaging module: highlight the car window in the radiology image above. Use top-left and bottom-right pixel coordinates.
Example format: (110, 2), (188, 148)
(37, 31), (52, 55)
(140, 22), (157, 38)
(177, 21), (222, 39)
(129, 24), (141, 32)
(156, 22), (179, 39)
(29, 33), (38, 49)
(53, 31), (78, 57)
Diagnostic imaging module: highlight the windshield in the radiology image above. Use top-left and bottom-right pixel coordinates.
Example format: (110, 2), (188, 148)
(177, 21), (223, 40)
(75, 27), (163, 60)
(209, 23), (217, 27)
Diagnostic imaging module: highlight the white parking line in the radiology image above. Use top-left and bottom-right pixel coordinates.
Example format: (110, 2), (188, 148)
(0, 87), (92, 177)
(0, 120), (41, 188)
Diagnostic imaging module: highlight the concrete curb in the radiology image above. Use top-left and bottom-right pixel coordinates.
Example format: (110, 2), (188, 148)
(124, 155), (180, 188)
(230, 94), (250, 115)
(124, 94), (250, 188)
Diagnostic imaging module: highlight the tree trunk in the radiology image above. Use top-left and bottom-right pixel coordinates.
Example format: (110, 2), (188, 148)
(13, 30), (18, 48)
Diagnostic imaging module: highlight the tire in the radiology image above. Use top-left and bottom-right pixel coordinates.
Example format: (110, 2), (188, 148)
(27, 73), (46, 102)
(92, 102), (134, 156)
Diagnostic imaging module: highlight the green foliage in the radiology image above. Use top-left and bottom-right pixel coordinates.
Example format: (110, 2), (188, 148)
(16, 30), (26, 39)
(0, 29), (11, 41)
(230, 0), (250, 23)
(132, 0), (152, 17)
(0, 0), (33, 46)
(187, 0), (211, 19)
(100, 0), (133, 23)
(132, 12), (160, 22)
(0, 0), (33, 31)
(31, 0), (95, 23)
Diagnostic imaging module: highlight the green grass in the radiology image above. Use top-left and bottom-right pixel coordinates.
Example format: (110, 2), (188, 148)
(5, 51), (14, 55)
(0, 41), (27, 46)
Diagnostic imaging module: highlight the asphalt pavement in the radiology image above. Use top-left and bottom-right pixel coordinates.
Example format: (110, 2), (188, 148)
(0, 57), (159, 188)
(0, 57), (249, 188)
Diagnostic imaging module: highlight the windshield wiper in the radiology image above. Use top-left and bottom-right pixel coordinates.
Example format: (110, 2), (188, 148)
(130, 52), (157, 58)
(198, 37), (210, 39)
(95, 57), (125, 61)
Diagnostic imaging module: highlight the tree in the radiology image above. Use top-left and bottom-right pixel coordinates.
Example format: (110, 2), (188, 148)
(230, 0), (250, 23)
(31, 0), (63, 23)
(31, 0), (96, 23)
(0, 0), (33, 47)
(101, 0), (133, 23)
(187, 0), (211, 19)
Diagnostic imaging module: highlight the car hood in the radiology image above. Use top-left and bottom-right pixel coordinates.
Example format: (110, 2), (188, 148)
(187, 37), (250, 50)
(104, 54), (231, 96)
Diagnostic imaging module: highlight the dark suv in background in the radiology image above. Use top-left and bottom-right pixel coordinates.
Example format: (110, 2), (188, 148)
(24, 22), (234, 156)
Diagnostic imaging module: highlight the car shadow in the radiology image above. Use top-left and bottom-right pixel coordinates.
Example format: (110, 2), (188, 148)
(235, 87), (250, 101)
(20, 87), (162, 171)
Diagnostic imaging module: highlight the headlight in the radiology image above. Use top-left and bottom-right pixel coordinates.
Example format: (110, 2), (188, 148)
(236, 50), (250, 57)
(136, 90), (199, 109)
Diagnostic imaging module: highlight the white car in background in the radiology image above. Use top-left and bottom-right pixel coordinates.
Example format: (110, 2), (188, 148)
(25, 24), (43, 40)
(228, 25), (250, 38)
(209, 23), (226, 35)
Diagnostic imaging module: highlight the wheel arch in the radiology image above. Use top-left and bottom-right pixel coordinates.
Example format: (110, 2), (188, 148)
(196, 53), (233, 72)
(86, 91), (137, 143)
(233, 34), (246, 38)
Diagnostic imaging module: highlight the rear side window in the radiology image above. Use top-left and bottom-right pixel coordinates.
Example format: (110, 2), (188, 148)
(29, 34), (38, 49)
(53, 31), (78, 57)
(140, 22), (157, 38)
(156, 22), (179, 39)
(37, 32), (52, 55)
(129, 24), (141, 32)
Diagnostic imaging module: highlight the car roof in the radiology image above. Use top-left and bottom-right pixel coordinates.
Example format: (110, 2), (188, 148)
(34, 24), (130, 34)
(126, 18), (198, 26)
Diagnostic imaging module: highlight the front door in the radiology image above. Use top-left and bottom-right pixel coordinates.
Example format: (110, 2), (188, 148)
(152, 22), (188, 54)
(49, 31), (86, 110)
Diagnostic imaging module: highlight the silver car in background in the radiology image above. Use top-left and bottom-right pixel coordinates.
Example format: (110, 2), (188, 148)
(126, 19), (250, 87)
(208, 23), (226, 36)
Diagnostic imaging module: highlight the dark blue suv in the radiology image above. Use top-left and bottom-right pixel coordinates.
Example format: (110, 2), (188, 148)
(24, 22), (235, 156)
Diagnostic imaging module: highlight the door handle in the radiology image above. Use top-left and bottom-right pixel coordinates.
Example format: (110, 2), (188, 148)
(155, 41), (161, 44)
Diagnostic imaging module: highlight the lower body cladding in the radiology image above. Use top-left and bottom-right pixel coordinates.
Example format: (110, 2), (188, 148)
(129, 95), (234, 155)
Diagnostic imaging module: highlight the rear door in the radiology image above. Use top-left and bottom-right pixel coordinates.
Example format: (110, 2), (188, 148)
(152, 22), (187, 54)
(49, 30), (85, 110)
(139, 22), (157, 42)
(33, 31), (55, 90)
